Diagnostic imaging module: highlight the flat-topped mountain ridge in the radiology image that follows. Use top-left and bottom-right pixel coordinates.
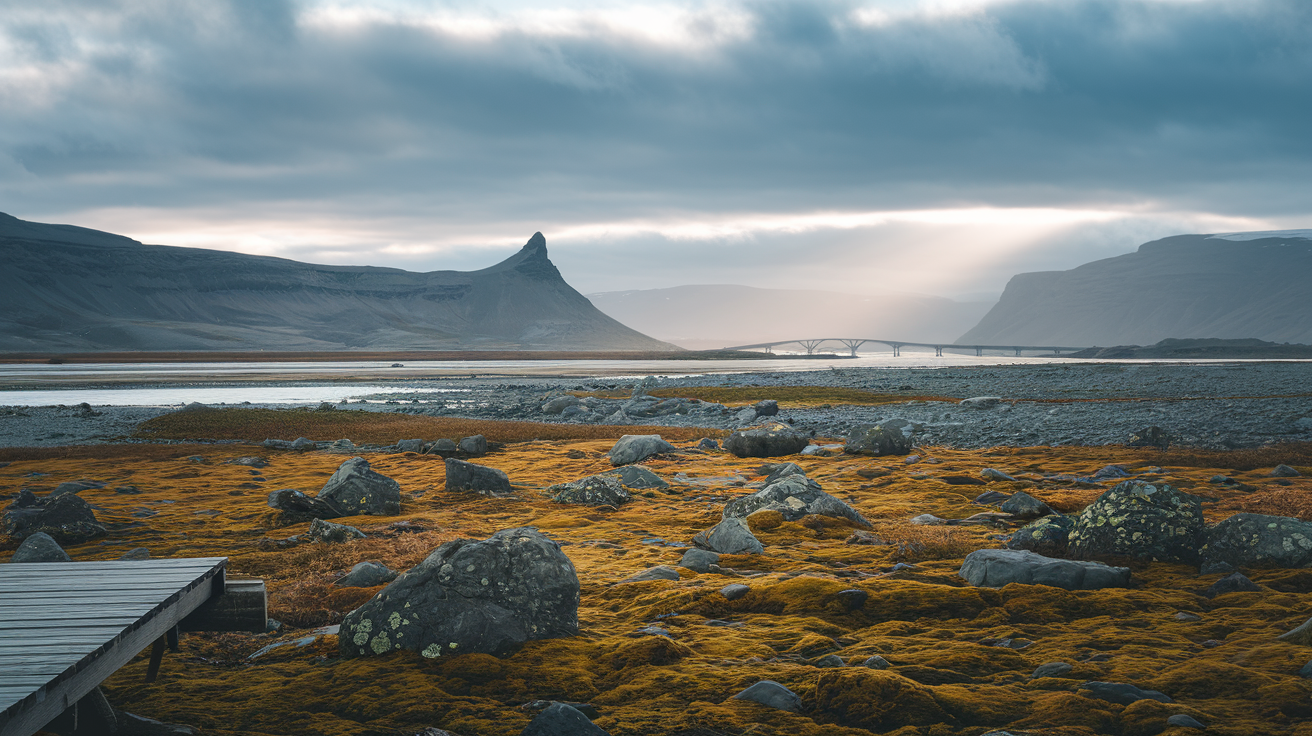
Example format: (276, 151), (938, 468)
(0, 213), (674, 352)
(958, 232), (1312, 347)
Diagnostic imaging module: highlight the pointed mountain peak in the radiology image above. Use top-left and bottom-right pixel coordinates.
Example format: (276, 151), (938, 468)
(525, 232), (547, 251)
(479, 231), (560, 280)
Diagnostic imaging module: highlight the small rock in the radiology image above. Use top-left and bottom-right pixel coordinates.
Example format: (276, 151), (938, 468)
(960, 549), (1131, 590)
(267, 488), (342, 522)
(118, 547), (151, 560)
(1092, 464), (1131, 480)
(723, 464), (869, 528)
(541, 395), (582, 414)
(679, 549), (721, 573)
(428, 439), (458, 455)
(51, 481), (101, 497)
(1006, 515), (1074, 557)
(601, 465), (669, 490)
(904, 455), (922, 464)
(520, 702), (609, 736)
(845, 424), (913, 456)
(1199, 560), (1235, 575)
(291, 437), (316, 451)
(550, 475), (630, 507)
(696, 438), (720, 451)
(459, 435), (488, 455)
(813, 654), (845, 667)
(1206, 572), (1260, 597)
(1208, 475), (1232, 484)
(1166, 714), (1206, 730)
(396, 439), (425, 453)
(1271, 464), (1302, 478)
(1032, 662), (1073, 679)
(620, 566), (680, 583)
(445, 458), (512, 496)
(692, 517), (764, 555)
(999, 491), (1052, 518)
(754, 399), (779, 417)
(835, 589), (868, 610)
(10, 532), (72, 562)
(318, 457), (402, 516)
(1078, 681), (1172, 705)
(845, 530), (886, 546)
(910, 514), (945, 525)
(861, 655), (890, 669)
(608, 435), (677, 466)
(336, 561), (398, 588)
(306, 518), (366, 543)
(960, 396), (1002, 409)
(1128, 426), (1171, 450)
(980, 468), (1015, 482)
(1174, 611), (1202, 622)
(724, 423), (810, 458)
(1298, 660), (1312, 678)
(732, 680), (801, 712)
(565, 449), (587, 459)
(113, 486), (141, 494)
(720, 583), (750, 600)
(974, 490), (1012, 505)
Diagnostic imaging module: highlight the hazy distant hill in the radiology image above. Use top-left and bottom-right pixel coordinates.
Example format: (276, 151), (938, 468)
(588, 285), (993, 350)
(1069, 338), (1312, 359)
(0, 213), (674, 352)
(957, 231), (1312, 347)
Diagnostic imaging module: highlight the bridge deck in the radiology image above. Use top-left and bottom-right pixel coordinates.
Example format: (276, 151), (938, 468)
(0, 557), (227, 736)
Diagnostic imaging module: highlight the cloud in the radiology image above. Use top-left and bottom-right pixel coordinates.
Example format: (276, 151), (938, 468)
(0, 0), (1309, 298)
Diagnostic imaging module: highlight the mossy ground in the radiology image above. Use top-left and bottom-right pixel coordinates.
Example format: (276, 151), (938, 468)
(5, 421), (1312, 736)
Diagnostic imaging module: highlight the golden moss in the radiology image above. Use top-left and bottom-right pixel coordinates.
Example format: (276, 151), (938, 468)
(5, 434), (1312, 735)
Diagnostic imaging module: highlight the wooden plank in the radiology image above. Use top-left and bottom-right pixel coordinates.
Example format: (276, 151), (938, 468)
(0, 570), (216, 584)
(0, 607), (157, 619)
(0, 559), (226, 573)
(0, 618), (142, 630)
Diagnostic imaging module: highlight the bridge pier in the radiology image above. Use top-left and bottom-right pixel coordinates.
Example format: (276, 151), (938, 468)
(891, 344), (901, 357)
(975, 347), (983, 357)
(799, 339), (824, 355)
(1014, 347), (1022, 356)
(934, 346), (943, 357)
(839, 339), (866, 357)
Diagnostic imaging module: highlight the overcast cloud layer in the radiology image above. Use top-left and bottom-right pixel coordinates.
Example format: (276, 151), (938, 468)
(1, 0), (1309, 297)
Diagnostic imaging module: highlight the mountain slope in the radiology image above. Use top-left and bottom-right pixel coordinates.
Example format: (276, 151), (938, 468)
(957, 232), (1312, 347)
(0, 213), (674, 352)
(588, 284), (993, 350)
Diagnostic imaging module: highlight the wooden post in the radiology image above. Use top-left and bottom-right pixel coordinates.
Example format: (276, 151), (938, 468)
(145, 636), (166, 683)
(166, 624), (180, 652)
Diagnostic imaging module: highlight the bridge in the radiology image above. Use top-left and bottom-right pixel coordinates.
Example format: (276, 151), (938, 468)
(722, 338), (1092, 357)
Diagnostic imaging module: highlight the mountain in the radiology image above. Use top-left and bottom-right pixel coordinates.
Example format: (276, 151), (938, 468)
(0, 213), (675, 352)
(1069, 338), (1312, 360)
(587, 285), (994, 350)
(957, 231), (1312, 347)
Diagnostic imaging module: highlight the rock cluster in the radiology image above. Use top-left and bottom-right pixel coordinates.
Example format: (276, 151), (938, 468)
(267, 457), (402, 522)
(3, 491), (106, 544)
(722, 463), (870, 528)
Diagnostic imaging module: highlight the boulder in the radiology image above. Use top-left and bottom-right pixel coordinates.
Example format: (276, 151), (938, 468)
(601, 465), (668, 490)
(720, 583), (750, 600)
(10, 531), (72, 562)
(444, 458), (512, 496)
(227, 456), (269, 468)
(291, 437), (317, 451)
(754, 399), (779, 417)
(608, 435), (677, 466)
(3, 491), (107, 545)
(340, 527), (579, 658)
(549, 475), (630, 507)
(541, 395), (581, 414)
(960, 396), (1002, 409)
(862, 655), (890, 669)
(520, 702), (609, 736)
(844, 424), (913, 456)
(459, 435), (488, 455)
(974, 490), (1012, 505)
(1032, 662), (1074, 679)
(980, 468), (1016, 482)
(306, 518), (366, 543)
(1200, 513), (1312, 569)
(318, 457), (402, 516)
(267, 488), (343, 523)
(734, 407), (757, 424)
(428, 439), (458, 455)
(1093, 464), (1132, 480)
(679, 549), (721, 573)
(732, 680), (801, 712)
(1206, 572), (1261, 597)
(697, 438), (720, 451)
(1067, 481), (1205, 564)
(1128, 426), (1171, 450)
(723, 424), (810, 458)
(722, 464), (870, 528)
(1078, 681), (1172, 705)
(336, 561), (398, 588)
(396, 439), (425, 453)
(692, 517), (764, 555)
(1271, 464), (1302, 478)
(1006, 515), (1074, 557)
(959, 549), (1131, 590)
(999, 491), (1052, 518)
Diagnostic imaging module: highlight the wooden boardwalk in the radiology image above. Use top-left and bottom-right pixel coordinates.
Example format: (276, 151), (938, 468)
(0, 557), (228, 736)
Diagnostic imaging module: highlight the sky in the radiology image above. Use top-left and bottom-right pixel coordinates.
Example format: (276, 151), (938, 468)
(2, 0), (1309, 300)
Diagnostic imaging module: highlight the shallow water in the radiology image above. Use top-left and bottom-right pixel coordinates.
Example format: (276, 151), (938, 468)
(0, 385), (455, 407)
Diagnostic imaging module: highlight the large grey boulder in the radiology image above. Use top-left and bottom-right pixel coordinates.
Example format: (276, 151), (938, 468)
(732, 680), (801, 712)
(10, 531), (72, 562)
(679, 548), (721, 573)
(549, 475), (630, 507)
(722, 464), (870, 528)
(267, 488), (343, 523)
(724, 424), (810, 458)
(317, 457), (402, 516)
(692, 518), (764, 555)
(3, 491), (106, 545)
(845, 424), (913, 456)
(754, 399), (779, 417)
(340, 527), (579, 658)
(1006, 515), (1074, 557)
(520, 702), (609, 736)
(960, 549), (1131, 590)
(601, 465), (668, 490)
(459, 435), (488, 455)
(1199, 513), (1312, 569)
(1067, 481), (1205, 564)
(607, 435), (677, 466)
(1271, 464), (1302, 478)
(445, 458), (512, 496)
